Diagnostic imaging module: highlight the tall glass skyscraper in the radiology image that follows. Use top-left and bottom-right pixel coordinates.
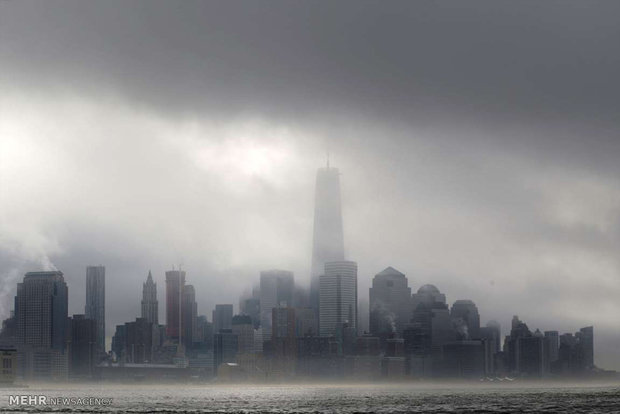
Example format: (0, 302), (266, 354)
(310, 165), (345, 318)
(319, 260), (357, 337)
(85, 265), (105, 355)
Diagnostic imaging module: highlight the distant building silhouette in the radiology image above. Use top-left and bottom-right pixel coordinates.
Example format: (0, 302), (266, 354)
(141, 271), (158, 325)
(85, 265), (105, 356)
(450, 300), (481, 340)
(165, 270), (186, 341)
(212, 304), (233, 334)
(369, 266), (411, 338)
(310, 165), (345, 320)
(259, 270), (294, 339)
(68, 314), (96, 379)
(319, 261), (357, 337)
(182, 285), (198, 347)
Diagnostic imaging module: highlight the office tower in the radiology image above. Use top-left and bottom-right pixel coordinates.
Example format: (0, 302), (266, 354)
(231, 315), (254, 354)
(544, 330), (559, 363)
(15, 271), (69, 380)
(85, 265), (105, 355)
(369, 267), (411, 338)
(485, 320), (502, 353)
(259, 270), (294, 339)
(212, 304), (233, 334)
(295, 308), (318, 337)
(141, 271), (158, 325)
(319, 261), (358, 337)
(111, 325), (126, 362)
(124, 318), (154, 363)
(16, 271), (68, 351)
(196, 315), (213, 349)
(165, 270), (186, 341)
(182, 285), (198, 347)
(213, 329), (238, 372)
(577, 326), (594, 368)
(310, 165), (345, 316)
(480, 321), (501, 375)
(411, 284), (446, 312)
(240, 296), (260, 329)
(450, 300), (481, 340)
(68, 315), (96, 379)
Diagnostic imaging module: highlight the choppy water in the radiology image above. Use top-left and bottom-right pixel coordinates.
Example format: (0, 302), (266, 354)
(1, 383), (619, 413)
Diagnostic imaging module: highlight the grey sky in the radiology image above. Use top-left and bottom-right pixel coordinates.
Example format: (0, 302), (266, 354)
(1, 1), (619, 369)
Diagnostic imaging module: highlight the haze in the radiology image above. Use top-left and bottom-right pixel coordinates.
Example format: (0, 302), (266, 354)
(0, 1), (619, 370)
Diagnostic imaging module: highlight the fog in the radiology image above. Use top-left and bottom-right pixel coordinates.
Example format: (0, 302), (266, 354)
(1, 1), (619, 370)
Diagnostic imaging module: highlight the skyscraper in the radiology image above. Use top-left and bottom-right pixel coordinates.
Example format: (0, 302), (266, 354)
(15, 271), (69, 379)
(212, 304), (233, 334)
(450, 300), (481, 340)
(165, 270), (186, 341)
(369, 267), (411, 338)
(319, 261), (357, 337)
(182, 285), (198, 347)
(141, 271), (158, 325)
(310, 165), (345, 317)
(85, 265), (105, 355)
(259, 270), (294, 339)
(16, 271), (68, 351)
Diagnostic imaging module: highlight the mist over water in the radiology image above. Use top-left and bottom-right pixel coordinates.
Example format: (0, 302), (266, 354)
(2, 383), (619, 413)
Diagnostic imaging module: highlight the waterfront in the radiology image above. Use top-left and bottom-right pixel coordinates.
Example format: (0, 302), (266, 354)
(1, 383), (619, 413)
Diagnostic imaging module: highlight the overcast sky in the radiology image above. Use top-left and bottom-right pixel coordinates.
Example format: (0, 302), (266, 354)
(1, 1), (619, 369)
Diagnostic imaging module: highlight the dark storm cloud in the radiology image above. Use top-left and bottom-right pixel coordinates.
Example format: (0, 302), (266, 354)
(1, 1), (620, 368)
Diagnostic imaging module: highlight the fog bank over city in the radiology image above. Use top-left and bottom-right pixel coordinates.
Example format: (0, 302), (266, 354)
(1, 1), (619, 370)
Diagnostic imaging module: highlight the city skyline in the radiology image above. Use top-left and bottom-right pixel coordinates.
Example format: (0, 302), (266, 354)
(1, 0), (619, 373)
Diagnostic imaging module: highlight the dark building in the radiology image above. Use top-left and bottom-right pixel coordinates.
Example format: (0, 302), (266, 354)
(369, 267), (412, 339)
(212, 304), (233, 334)
(111, 324), (126, 362)
(15, 271), (69, 380)
(165, 270), (186, 341)
(450, 300), (480, 340)
(85, 266), (105, 356)
(214, 329), (238, 373)
(124, 318), (154, 364)
(68, 314), (96, 379)
(443, 341), (485, 378)
(196, 315), (213, 350)
(231, 315), (254, 354)
(182, 285), (198, 348)
(141, 271), (158, 325)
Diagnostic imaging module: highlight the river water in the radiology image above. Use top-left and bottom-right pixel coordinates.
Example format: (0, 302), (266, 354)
(1, 382), (619, 413)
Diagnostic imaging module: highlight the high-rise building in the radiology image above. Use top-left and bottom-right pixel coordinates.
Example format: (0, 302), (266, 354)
(165, 270), (186, 341)
(544, 330), (559, 363)
(141, 271), (158, 325)
(16, 271), (68, 351)
(577, 326), (594, 368)
(124, 317), (155, 364)
(68, 315), (96, 379)
(319, 261), (357, 337)
(212, 304), (233, 334)
(259, 270), (294, 339)
(85, 265), (105, 355)
(182, 285), (198, 347)
(231, 315), (254, 354)
(310, 165), (345, 317)
(15, 271), (69, 380)
(450, 300), (481, 340)
(369, 267), (411, 338)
